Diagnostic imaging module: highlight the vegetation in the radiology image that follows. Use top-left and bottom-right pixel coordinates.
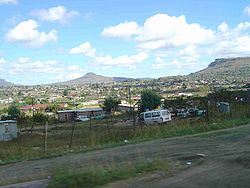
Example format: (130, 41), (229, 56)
(102, 96), (121, 113)
(0, 101), (249, 164)
(49, 159), (171, 188)
(7, 104), (21, 119)
(140, 89), (161, 111)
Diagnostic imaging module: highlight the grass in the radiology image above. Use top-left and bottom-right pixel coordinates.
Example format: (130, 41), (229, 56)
(0, 103), (249, 164)
(48, 159), (171, 188)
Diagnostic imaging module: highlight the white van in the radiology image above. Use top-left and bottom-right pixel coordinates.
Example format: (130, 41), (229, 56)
(140, 109), (171, 124)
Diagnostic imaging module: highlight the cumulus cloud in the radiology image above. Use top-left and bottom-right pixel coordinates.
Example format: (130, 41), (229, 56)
(6, 19), (57, 48)
(31, 6), (79, 24)
(0, 0), (17, 4)
(69, 41), (149, 67)
(244, 5), (250, 16)
(101, 21), (140, 38)
(213, 22), (250, 57)
(101, 13), (250, 69)
(101, 14), (214, 50)
(95, 52), (149, 66)
(9, 57), (63, 74)
(69, 41), (96, 57)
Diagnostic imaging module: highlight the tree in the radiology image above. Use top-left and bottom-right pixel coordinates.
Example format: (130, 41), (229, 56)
(140, 89), (161, 112)
(102, 96), (121, 113)
(63, 89), (69, 96)
(8, 104), (21, 119)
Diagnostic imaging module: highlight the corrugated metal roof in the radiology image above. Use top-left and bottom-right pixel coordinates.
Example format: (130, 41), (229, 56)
(0, 120), (17, 124)
(57, 107), (103, 113)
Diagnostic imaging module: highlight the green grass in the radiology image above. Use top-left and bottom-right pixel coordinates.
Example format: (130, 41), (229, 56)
(49, 159), (171, 188)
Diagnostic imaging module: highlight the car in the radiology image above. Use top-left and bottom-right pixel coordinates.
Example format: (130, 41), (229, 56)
(75, 116), (90, 122)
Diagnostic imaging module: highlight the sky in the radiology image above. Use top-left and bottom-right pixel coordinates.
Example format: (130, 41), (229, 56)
(0, 0), (250, 85)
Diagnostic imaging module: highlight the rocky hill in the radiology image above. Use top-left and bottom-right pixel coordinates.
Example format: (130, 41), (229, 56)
(56, 72), (134, 85)
(0, 78), (14, 87)
(189, 57), (250, 81)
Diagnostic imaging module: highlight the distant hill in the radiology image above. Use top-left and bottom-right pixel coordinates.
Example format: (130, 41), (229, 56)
(0, 78), (14, 86)
(189, 57), (250, 81)
(56, 72), (134, 85)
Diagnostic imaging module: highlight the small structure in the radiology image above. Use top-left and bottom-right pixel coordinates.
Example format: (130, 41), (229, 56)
(218, 102), (230, 113)
(57, 108), (105, 122)
(0, 120), (17, 141)
(118, 104), (138, 112)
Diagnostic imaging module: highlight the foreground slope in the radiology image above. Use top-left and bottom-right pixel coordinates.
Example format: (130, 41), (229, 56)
(2, 124), (250, 188)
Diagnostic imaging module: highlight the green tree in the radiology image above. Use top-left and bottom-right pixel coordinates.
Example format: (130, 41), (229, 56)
(140, 89), (161, 112)
(63, 89), (69, 96)
(102, 96), (121, 113)
(8, 104), (21, 119)
(33, 113), (48, 124)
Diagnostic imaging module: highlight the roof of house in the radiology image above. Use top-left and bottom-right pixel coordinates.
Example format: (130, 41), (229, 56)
(0, 120), (17, 124)
(57, 107), (104, 113)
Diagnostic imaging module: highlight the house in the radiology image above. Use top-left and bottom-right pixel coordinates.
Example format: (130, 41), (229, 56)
(57, 107), (105, 122)
(20, 104), (48, 112)
(0, 120), (17, 141)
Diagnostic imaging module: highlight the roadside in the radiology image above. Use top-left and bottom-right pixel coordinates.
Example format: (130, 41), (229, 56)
(1, 123), (250, 187)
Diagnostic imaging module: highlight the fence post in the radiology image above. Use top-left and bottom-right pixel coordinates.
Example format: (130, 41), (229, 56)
(44, 121), (48, 153)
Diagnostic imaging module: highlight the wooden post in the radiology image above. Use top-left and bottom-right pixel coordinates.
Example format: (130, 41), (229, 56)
(44, 121), (48, 153)
(69, 111), (76, 149)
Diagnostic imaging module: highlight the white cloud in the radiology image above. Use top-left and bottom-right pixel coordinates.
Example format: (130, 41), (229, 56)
(0, 0), (17, 4)
(218, 22), (229, 33)
(0, 57), (6, 65)
(68, 65), (81, 71)
(10, 58), (63, 74)
(95, 52), (149, 66)
(31, 6), (79, 24)
(212, 21), (250, 57)
(70, 41), (149, 67)
(136, 14), (214, 50)
(101, 21), (140, 38)
(65, 73), (82, 80)
(6, 19), (57, 48)
(101, 14), (214, 50)
(244, 5), (250, 16)
(69, 41), (96, 57)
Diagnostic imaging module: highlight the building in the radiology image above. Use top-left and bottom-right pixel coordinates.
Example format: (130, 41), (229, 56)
(0, 120), (17, 141)
(218, 102), (230, 113)
(57, 108), (105, 122)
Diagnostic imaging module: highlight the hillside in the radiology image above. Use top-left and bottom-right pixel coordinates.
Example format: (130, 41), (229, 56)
(56, 72), (133, 85)
(189, 57), (250, 81)
(0, 78), (14, 87)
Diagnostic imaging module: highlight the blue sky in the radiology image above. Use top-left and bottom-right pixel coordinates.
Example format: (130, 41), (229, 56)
(0, 0), (250, 85)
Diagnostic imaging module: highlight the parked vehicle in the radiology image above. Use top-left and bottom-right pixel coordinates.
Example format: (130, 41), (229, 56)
(140, 109), (171, 124)
(75, 115), (90, 122)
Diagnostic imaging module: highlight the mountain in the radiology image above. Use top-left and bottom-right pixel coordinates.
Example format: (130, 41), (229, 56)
(0, 78), (14, 86)
(189, 57), (250, 81)
(56, 72), (134, 85)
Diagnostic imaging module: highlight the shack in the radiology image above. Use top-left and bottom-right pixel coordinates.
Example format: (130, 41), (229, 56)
(57, 108), (105, 122)
(0, 120), (17, 141)
(218, 102), (230, 113)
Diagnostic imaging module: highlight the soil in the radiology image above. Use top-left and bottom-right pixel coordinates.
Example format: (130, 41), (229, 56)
(1, 124), (250, 188)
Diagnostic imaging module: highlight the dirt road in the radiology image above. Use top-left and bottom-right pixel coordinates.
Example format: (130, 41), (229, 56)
(1, 124), (250, 187)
